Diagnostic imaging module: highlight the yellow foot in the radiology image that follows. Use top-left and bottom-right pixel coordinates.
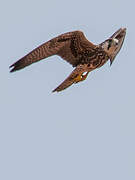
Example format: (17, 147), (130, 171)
(74, 72), (89, 83)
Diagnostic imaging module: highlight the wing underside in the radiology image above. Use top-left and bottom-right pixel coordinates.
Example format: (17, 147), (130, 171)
(52, 64), (91, 92)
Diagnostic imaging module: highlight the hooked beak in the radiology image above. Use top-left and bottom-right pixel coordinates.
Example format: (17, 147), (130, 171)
(109, 28), (126, 65)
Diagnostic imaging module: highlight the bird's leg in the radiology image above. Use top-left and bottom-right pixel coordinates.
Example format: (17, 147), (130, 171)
(74, 71), (89, 83)
(81, 71), (89, 81)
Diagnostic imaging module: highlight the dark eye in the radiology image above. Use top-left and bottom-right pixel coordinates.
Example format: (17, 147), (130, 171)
(109, 39), (112, 44)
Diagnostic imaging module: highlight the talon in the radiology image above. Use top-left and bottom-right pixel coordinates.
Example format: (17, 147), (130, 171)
(81, 72), (89, 81)
(74, 72), (89, 83)
(73, 74), (82, 83)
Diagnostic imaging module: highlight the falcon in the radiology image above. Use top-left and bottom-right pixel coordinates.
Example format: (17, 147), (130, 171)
(10, 28), (126, 92)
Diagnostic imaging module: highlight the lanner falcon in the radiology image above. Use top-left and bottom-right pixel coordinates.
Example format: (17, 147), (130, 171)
(10, 28), (126, 92)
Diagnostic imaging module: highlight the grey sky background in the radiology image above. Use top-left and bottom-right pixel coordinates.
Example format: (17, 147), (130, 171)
(1, 0), (135, 179)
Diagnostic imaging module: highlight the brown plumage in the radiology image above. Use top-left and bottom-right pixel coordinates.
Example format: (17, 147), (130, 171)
(10, 28), (126, 92)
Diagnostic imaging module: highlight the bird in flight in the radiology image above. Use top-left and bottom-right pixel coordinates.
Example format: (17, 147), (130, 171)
(10, 28), (126, 92)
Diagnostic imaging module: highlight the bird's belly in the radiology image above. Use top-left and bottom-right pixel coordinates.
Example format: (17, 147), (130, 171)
(96, 58), (108, 68)
(86, 57), (108, 71)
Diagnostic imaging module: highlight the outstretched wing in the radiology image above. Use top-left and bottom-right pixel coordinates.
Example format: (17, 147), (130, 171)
(10, 31), (95, 72)
(52, 64), (89, 92)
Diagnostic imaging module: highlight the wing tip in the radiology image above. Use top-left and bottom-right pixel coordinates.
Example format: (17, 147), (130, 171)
(52, 88), (59, 93)
(52, 86), (65, 93)
(9, 58), (25, 72)
(52, 89), (56, 93)
(9, 64), (17, 73)
(9, 64), (14, 72)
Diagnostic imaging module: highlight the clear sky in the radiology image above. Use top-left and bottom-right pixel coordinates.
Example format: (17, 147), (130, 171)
(1, 0), (135, 179)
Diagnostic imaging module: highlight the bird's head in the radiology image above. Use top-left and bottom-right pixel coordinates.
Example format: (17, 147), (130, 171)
(100, 28), (126, 65)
